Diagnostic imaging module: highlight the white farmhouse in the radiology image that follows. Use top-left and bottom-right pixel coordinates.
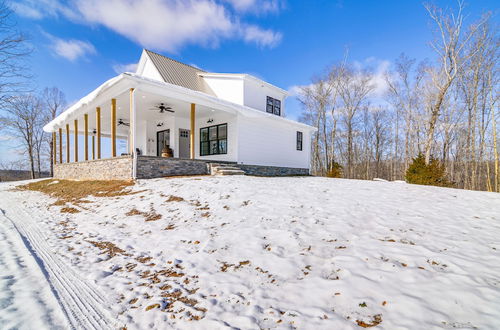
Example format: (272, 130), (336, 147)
(44, 50), (316, 179)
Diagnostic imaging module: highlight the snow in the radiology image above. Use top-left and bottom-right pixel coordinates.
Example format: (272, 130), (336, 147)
(1, 177), (499, 329)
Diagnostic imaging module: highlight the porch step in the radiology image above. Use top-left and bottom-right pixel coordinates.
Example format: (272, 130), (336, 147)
(209, 163), (246, 176)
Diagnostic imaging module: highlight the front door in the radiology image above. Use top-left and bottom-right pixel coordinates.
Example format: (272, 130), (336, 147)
(179, 129), (190, 158)
(157, 129), (170, 156)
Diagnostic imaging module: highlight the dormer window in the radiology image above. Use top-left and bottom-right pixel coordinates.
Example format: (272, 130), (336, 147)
(266, 96), (281, 116)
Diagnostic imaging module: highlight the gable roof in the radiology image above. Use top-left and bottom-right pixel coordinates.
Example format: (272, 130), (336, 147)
(144, 50), (216, 96)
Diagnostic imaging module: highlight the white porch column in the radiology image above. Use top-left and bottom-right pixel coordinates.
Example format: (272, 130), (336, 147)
(129, 88), (138, 179)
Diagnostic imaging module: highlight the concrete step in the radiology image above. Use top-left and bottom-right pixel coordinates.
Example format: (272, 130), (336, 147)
(217, 169), (246, 175)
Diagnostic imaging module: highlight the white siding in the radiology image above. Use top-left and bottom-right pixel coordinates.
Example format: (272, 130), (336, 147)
(139, 57), (163, 82)
(202, 76), (244, 105)
(243, 79), (285, 116)
(237, 115), (311, 168)
(195, 112), (238, 162)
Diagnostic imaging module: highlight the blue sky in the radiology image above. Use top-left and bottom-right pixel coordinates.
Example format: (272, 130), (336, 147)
(1, 0), (498, 164)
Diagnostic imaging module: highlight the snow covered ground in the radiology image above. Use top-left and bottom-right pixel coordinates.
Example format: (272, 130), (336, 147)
(0, 176), (499, 329)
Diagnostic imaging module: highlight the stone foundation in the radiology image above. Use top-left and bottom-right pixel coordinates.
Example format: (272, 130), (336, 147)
(54, 156), (133, 180)
(238, 164), (309, 176)
(53, 156), (310, 180)
(136, 156), (210, 178)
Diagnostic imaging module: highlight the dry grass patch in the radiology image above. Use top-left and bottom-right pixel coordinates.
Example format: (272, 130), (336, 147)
(60, 206), (80, 214)
(86, 240), (131, 258)
(125, 207), (162, 222)
(19, 179), (136, 205)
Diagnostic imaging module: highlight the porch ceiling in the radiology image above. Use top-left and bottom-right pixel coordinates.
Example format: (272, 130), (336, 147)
(59, 88), (221, 136)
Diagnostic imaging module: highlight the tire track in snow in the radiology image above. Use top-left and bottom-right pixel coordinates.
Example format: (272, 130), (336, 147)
(0, 194), (116, 330)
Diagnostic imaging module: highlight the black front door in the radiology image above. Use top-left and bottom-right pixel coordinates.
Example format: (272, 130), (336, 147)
(157, 129), (170, 156)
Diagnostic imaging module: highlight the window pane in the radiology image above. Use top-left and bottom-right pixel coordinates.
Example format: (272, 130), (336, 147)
(200, 128), (208, 142)
(274, 99), (281, 107)
(218, 124), (227, 139)
(274, 107), (280, 115)
(266, 104), (274, 113)
(201, 142), (209, 155)
(267, 96), (273, 105)
(218, 140), (227, 154)
(210, 140), (218, 154)
(209, 126), (217, 140)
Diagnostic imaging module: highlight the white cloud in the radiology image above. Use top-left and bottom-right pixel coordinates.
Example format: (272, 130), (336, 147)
(44, 33), (96, 61)
(224, 0), (283, 13)
(13, 0), (283, 52)
(112, 63), (138, 74)
(241, 25), (282, 47)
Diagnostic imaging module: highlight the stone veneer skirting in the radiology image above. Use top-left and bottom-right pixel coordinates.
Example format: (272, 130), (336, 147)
(136, 156), (210, 179)
(53, 156), (133, 180)
(53, 155), (309, 180)
(237, 164), (309, 176)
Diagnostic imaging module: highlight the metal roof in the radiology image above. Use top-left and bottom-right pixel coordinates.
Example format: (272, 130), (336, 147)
(145, 50), (216, 96)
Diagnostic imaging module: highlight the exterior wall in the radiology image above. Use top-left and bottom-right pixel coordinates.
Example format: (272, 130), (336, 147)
(202, 76), (244, 105)
(194, 112), (238, 162)
(54, 156), (133, 180)
(243, 79), (286, 115)
(139, 57), (163, 81)
(237, 115), (311, 169)
(136, 156), (209, 178)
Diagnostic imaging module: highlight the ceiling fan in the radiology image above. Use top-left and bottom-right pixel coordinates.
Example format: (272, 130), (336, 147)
(118, 119), (130, 127)
(149, 103), (174, 113)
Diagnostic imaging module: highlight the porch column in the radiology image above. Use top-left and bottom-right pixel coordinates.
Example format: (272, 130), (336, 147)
(111, 98), (117, 157)
(52, 132), (57, 165)
(190, 103), (195, 159)
(74, 119), (78, 162)
(129, 88), (135, 155)
(96, 107), (101, 159)
(92, 134), (95, 160)
(84, 114), (88, 161)
(58, 128), (62, 164)
(66, 124), (70, 163)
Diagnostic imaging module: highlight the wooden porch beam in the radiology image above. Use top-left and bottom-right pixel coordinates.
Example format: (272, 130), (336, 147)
(74, 119), (78, 162)
(96, 107), (101, 159)
(66, 124), (70, 163)
(58, 128), (62, 164)
(111, 98), (117, 157)
(52, 132), (56, 165)
(190, 103), (195, 159)
(84, 114), (88, 161)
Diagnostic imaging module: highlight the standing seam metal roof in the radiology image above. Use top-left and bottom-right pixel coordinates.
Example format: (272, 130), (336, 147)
(145, 49), (216, 96)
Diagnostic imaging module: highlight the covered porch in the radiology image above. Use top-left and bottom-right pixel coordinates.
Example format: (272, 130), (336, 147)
(46, 74), (238, 179)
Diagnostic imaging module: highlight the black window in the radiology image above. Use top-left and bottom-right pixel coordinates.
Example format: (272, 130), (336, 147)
(266, 96), (281, 116)
(296, 131), (303, 151)
(200, 123), (227, 156)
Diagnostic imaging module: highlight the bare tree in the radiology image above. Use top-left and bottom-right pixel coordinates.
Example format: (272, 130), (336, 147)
(338, 66), (374, 178)
(42, 87), (66, 176)
(423, 0), (487, 165)
(0, 1), (31, 107)
(1, 94), (44, 179)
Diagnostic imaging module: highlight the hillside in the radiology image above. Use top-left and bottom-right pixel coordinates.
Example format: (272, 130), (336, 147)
(0, 176), (499, 329)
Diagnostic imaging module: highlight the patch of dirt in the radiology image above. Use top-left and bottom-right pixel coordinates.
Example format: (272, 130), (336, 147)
(18, 179), (137, 206)
(125, 207), (162, 222)
(356, 314), (382, 328)
(166, 195), (185, 202)
(60, 207), (80, 213)
(86, 240), (131, 258)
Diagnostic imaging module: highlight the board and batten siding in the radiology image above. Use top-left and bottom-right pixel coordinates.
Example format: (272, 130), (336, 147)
(237, 116), (311, 169)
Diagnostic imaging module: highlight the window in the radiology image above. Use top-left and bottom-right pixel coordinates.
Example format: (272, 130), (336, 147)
(266, 96), (281, 116)
(200, 123), (227, 156)
(296, 131), (303, 151)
